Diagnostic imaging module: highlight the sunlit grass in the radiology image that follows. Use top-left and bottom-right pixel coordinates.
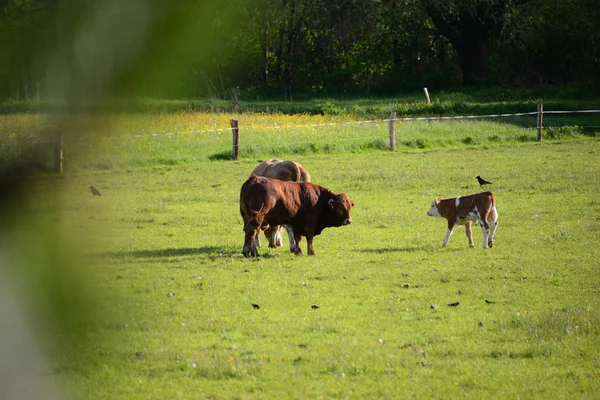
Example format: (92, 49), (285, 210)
(35, 140), (600, 399)
(3, 111), (598, 172)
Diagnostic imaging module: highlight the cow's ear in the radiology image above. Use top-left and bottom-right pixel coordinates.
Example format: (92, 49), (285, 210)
(328, 199), (335, 208)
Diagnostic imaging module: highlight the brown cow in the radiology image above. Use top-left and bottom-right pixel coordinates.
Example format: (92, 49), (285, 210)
(427, 191), (498, 249)
(240, 175), (354, 257)
(250, 159), (311, 251)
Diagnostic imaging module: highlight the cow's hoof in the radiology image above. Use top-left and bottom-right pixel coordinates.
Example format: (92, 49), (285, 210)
(469, 244), (474, 248)
(488, 241), (494, 248)
(243, 248), (259, 257)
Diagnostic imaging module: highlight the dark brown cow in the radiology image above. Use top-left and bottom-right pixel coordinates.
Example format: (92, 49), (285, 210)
(427, 191), (498, 249)
(240, 175), (354, 257)
(250, 159), (311, 251)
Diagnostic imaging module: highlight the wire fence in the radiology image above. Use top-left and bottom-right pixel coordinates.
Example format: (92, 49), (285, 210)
(0, 106), (599, 171)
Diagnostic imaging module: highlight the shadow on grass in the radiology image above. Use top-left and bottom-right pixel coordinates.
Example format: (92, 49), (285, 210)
(360, 245), (430, 253)
(99, 247), (234, 258)
(98, 246), (282, 259)
(360, 245), (468, 253)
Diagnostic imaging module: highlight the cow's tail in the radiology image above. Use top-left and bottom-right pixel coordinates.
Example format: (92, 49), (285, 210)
(487, 191), (495, 207)
(488, 192), (498, 224)
(240, 175), (267, 218)
(240, 175), (259, 221)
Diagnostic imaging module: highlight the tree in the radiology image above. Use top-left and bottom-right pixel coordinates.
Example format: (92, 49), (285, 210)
(421, 0), (521, 85)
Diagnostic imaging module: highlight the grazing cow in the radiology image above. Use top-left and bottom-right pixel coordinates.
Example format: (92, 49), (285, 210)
(250, 159), (311, 252)
(427, 191), (498, 249)
(240, 175), (354, 257)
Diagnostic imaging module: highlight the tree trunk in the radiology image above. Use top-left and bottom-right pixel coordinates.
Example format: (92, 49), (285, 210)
(455, 41), (485, 85)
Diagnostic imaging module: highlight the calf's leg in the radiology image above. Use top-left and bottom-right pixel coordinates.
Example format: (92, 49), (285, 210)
(464, 221), (474, 248)
(480, 220), (490, 249)
(442, 222), (455, 247)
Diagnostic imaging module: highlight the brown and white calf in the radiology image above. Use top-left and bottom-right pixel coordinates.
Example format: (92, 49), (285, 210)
(427, 191), (498, 249)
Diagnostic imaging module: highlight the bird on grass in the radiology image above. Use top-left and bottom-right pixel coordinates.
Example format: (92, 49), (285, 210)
(476, 176), (492, 187)
(89, 185), (101, 197)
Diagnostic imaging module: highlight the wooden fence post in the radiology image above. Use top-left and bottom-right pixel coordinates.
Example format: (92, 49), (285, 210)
(54, 131), (63, 173)
(231, 119), (240, 160)
(537, 103), (543, 142)
(389, 111), (396, 151)
(423, 87), (431, 104)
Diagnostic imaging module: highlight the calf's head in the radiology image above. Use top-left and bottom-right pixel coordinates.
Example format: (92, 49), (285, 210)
(328, 194), (354, 226)
(427, 198), (441, 217)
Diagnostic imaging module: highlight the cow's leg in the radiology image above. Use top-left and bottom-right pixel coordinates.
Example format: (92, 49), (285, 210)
(293, 231), (303, 255)
(284, 224), (297, 253)
(480, 219), (490, 249)
(465, 221), (474, 248)
(243, 218), (262, 257)
(306, 235), (316, 256)
(268, 225), (283, 248)
(442, 222), (455, 247)
(274, 226), (284, 247)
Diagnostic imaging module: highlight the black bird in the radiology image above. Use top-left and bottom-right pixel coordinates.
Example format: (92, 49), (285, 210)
(311, 305), (320, 310)
(251, 303), (260, 309)
(447, 301), (460, 307)
(476, 176), (492, 187)
(89, 185), (102, 197)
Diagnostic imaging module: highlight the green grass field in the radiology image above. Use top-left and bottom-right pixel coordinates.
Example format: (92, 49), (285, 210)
(11, 138), (595, 399)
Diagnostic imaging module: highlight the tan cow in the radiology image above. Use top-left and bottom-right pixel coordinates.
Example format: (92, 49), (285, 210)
(250, 159), (311, 252)
(251, 159), (311, 182)
(240, 175), (354, 257)
(427, 191), (498, 249)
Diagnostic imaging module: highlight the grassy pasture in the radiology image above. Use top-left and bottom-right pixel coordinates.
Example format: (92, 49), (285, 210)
(1, 110), (599, 172)
(23, 139), (597, 399)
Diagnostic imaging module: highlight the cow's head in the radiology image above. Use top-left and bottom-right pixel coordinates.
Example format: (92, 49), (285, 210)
(427, 198), (441, 217)
(328, 193), (354, 226)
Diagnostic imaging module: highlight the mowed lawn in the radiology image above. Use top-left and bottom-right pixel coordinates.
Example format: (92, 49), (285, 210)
(27, 140), (600, 398)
